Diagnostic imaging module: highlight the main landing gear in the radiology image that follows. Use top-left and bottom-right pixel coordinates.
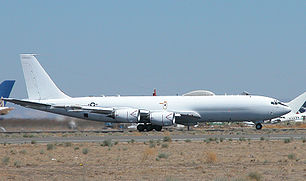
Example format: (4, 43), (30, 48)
(255, 123), (263, 130)
(137, 124), (162, 132)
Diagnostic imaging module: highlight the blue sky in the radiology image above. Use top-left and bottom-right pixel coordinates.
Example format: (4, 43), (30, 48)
(0, 0), (305, 104)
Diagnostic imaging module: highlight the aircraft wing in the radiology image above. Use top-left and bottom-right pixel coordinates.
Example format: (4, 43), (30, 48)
(174, 111), (201, 126)
(5, 98), (114, 114)
(51, 105), (114, 114)
(4, 98), (50, 109)
(175, 111), (201, 119)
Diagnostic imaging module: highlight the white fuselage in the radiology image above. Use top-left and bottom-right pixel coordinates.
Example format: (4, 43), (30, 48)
(271, 112), (306, 123)
(30, 95), (291, 123)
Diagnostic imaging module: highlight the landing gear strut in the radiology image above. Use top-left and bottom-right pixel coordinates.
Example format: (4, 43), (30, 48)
(255, 123), (262, 130)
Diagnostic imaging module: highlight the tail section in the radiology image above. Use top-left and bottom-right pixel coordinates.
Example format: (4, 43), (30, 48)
(20, 54), (70, 100)
(286, 92), (306, 114)
(0, 80), (15, 106)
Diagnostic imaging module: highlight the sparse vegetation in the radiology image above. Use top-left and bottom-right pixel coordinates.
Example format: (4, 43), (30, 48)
(23, 134), (34, 138)
(157, 152), (169, 159)
(101, 139), (113, 147)
(129, 139), (135, 144)
(284, 138), (291, 143)
(185, 139), (191, 143)
(149, 142), (156, 148)
(288, 153), (296, 160)
(2, 156), (10, 165)
(47, 143), (54, 150)
(82, 148), (89, 154)
(20, 150), (26, 154)
(64, 142), (72, 147)
(14, 161), (21, 168)
(209, 137), (216, 142)
(74, 147), (79, 150)
(114, 141), (119, 145)
(163, 136), (172, 142)
(161, 143), (168, 148)
(248, 172), (262, 181)
(260, 137), (264, 141)
(39, 149), (44, 154)
(239, 137), (246, 141)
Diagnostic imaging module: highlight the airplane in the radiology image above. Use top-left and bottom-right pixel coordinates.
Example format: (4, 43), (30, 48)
(269, 92), (306, 124)
(275, 112), (306, 123)
(0, 80), (15, 115)
(5, 54), (291, 131)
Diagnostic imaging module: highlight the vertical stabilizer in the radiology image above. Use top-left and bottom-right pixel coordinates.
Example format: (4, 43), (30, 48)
(0, 80), (15, 106)
(20, 54), (70, 100)
(287, 92), (306, 114)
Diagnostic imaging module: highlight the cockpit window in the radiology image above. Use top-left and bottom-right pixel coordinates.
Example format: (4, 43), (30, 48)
(271, 100), (288, 107)
(278, 102), (288, 107)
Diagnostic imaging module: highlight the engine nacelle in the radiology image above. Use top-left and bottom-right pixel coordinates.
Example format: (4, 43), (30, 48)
(150, 111), (175, 126)
(113, 108), (140, 123)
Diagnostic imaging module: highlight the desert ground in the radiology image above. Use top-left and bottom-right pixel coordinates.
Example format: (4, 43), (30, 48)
(0, 119), (305, 180)
(0, 135), (305, 181)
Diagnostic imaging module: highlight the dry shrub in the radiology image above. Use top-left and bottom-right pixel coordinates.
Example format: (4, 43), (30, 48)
(142, 147), (157, 161)
(248, 172), (262, 181)
(163, 131), (170, 137)
(297, 123), (306, 128)
(265, 124), (285, 129)
(133, 132), (142, 136)
(206, 152), (217, 163)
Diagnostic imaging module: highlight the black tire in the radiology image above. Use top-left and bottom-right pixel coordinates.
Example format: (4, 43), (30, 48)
(146, 124), (153, 131)
(255, 123), (262, 130)
(137, 124), (145, 132)
(154, 125), (162, 131)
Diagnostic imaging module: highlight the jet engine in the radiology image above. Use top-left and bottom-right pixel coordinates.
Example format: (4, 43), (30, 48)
(150, 111), (175, 126)
(112, 108), (140, 123)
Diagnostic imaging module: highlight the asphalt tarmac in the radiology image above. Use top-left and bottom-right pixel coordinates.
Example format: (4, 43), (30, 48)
(0, 132), (305, 144)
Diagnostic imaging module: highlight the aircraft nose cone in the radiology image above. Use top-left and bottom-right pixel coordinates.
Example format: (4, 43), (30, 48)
(283, 107), (291, 115)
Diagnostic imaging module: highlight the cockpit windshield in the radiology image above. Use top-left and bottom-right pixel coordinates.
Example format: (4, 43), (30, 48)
(270, 100), (288, 107)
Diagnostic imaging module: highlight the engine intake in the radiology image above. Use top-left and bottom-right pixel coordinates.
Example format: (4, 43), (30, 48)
(150, 111), (175, 126)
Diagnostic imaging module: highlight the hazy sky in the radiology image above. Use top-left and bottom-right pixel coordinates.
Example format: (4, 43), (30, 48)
(1, 1), (305, 103)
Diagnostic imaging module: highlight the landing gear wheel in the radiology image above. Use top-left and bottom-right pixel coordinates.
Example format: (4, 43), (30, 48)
(154, 125), (162, 132)
(137, 124), (145, 132)
(146, 124), (153, 132)
(255, 123), (262, 130)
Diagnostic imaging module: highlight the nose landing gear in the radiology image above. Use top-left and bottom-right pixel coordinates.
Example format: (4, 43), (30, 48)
(255, 123), (262, 130)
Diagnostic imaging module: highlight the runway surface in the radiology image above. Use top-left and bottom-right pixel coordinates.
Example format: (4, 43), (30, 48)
(0, 132), (305, 144)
